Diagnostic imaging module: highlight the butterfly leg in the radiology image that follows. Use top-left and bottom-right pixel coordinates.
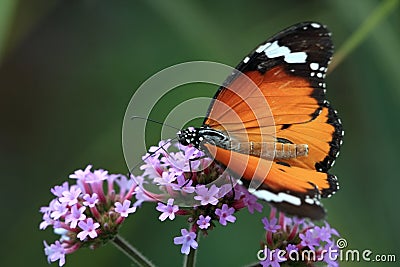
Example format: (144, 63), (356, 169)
(180, 155), (208, 187)
(228, 174), (236, 200)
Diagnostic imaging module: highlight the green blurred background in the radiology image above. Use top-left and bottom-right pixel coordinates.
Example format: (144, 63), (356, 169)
(1, 0), (399, 266)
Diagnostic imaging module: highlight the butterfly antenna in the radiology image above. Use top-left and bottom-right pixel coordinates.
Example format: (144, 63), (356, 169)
(229, 175), (236, 199)
(131, 116), (181, 131)
(128, 136), (179, 174)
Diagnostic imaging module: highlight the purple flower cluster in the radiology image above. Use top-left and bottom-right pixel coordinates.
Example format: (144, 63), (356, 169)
(259, 208), (340, 267)
(39, 165), (141, 266)
(137, 140), (263, 255)
(39, 139), (342, 266)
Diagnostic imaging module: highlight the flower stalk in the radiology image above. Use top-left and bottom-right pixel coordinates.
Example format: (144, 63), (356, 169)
(112, 234), (155, 267)
(183, 225), (198, 267)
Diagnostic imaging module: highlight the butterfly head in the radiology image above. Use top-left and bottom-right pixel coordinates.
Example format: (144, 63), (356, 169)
(177, 127), (202, 148)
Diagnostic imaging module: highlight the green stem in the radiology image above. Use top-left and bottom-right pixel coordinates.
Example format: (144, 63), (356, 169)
(112, 234), (155, 267)
(183, 227), (199, 267)
(184, 247), (197, 267)
(328, 0), (399, 73)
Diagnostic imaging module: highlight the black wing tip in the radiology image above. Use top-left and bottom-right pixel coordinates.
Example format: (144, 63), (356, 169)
(278, 21), (328, 32)
(289, 21), (329, 31)
(236, 20), (334, 72)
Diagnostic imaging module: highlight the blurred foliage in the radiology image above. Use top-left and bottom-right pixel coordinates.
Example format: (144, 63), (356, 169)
(0, 0), (399, 266)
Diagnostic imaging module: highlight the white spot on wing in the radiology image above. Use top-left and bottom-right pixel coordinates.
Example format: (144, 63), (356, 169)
(311, 23), (321, 28)
(264, 41), (290, 58)
(252, 190), (301, 206)
(261, 41), (307, 63)
(255, 42), (270, 53)
(310, 62), (319, 70)
(305, 198), (314, 204)
(243, 56), (250, 63)
(285, 52), (307, 63)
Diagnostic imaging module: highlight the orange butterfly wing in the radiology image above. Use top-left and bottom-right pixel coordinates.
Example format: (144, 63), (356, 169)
(202, 22), (343, 219)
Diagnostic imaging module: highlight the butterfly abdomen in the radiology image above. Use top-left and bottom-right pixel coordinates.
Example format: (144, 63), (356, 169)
(228, 141), (308, 160)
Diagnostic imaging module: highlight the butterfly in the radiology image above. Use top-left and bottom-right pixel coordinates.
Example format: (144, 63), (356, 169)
(177, 22), (343, 220)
